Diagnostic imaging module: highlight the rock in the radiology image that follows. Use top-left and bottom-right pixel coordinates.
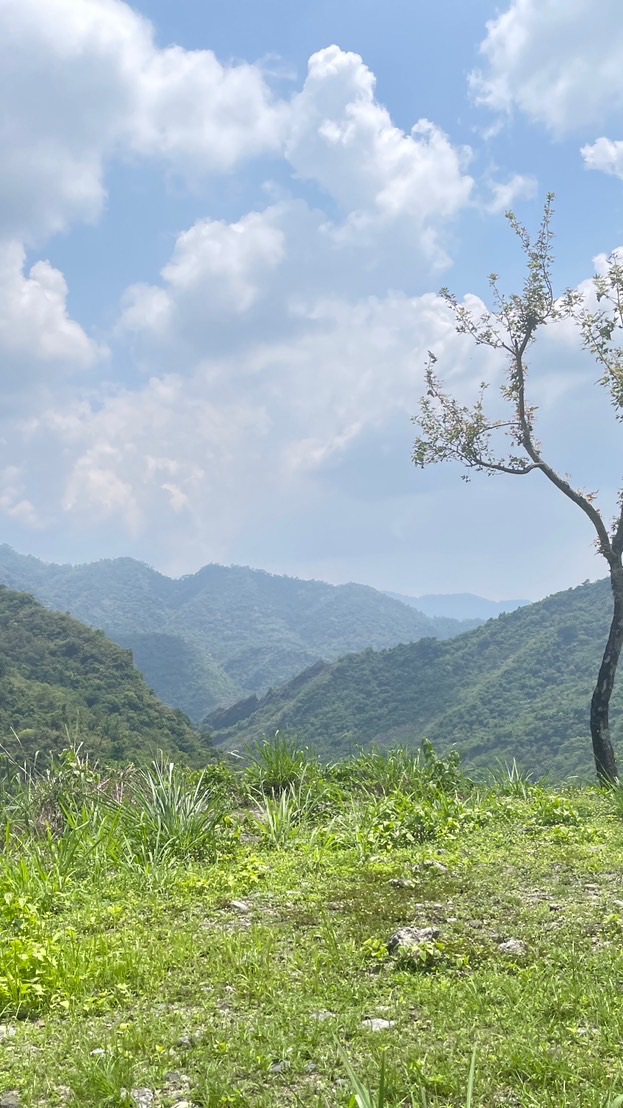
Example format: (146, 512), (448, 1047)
(163, 1073), (190, 1089)
(176, 1036), (193, 1050)
(0, 1026), (16, 1041)
(424, 861), (448, 874)
(229, 900), (251, 913)
(89, 1048), (106, 1056)
(309, 1010), (335, 1021)
(361, 1018), (396, 1032)
(130, 1090), (155, 1108)
(498, 939), (527, 956)
(269, 1061), (289, 1074)
(389, 878), (415, 889)
(0, 1094), (21, 1108)
(304, 1063), (318, 1074)
(387, 926), (440, 954)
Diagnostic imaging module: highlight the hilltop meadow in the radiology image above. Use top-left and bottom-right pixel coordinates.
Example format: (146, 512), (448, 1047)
(2, 738), (623, 1107)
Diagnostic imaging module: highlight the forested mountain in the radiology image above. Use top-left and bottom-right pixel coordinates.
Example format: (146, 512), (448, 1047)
(208, 578), (619, 780)
(386, 592), (530, 620)
(0, 546), (480, 722)
(0, 587), (203, 764)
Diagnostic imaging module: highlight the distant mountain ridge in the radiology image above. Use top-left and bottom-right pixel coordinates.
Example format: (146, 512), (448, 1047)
(0, 547), (481, 723)
(0, 586), (202, 765)
(385, 592), (530, 621)
(208, 579), (619, 780)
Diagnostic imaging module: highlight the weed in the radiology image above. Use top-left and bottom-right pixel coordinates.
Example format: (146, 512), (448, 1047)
(243, 732), (319, 795)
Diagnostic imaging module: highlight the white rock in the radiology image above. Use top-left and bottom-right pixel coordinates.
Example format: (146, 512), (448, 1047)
(131, 1090), (155, 1108)
(230, 900), (251, 913)
(387, 926), (440, 953)
(498, 939), (527, 956)
(361, 1018), (396, 1032)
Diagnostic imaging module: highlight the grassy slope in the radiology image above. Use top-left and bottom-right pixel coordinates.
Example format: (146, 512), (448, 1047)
(2, 745), (623, 1106)
(0, 546), (480, 722)
(209, 578), (620, 779)
(0, 586), (204, 765)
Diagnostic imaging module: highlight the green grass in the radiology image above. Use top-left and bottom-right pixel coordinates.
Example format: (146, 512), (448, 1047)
(3, 742), (623, 1105)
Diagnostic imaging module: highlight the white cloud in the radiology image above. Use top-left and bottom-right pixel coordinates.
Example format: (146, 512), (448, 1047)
(121, 210), (287, 339)
(0, 467), (41, 528)
(471, 0), (623, 134)
(485, 173), (538, 213)
(286, 47), (473, 244)
(0, 0), (284, 243)
(582, 137), (623, 179)
(0, 241), (105, 404)
(11, 288), (495, 554)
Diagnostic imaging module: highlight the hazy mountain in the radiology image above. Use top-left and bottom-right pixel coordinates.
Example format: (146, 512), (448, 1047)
(386, 592), (530, 621)
(208, 579), (617, 780)
(0, 547), (480, 722)
(0, 586), (203, 765)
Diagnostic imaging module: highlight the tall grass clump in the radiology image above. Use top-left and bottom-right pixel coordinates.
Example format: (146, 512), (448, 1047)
(105, 756), (236, 866)
(242, 732), (320, 795)
(332, 739), (465, 799)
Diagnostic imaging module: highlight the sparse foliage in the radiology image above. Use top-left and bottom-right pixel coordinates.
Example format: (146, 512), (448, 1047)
(412, 195), (623, 783)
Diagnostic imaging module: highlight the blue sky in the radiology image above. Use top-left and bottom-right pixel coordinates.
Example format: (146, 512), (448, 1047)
(2, 0), (623, 599)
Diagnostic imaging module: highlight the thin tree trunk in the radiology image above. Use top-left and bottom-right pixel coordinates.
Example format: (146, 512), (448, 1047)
(590, 561), (623, 784)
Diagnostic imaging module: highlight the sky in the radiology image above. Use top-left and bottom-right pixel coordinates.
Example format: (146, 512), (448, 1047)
(2, 0), (623, 601)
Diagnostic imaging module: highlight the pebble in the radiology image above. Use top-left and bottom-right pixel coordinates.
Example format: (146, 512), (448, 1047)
(387, 926), (440, 953)
(498, 938), (527, 956)
(0, 1026), (16, 1042)
(130, 1090), (155, 1108)
(361, 1018), (396, 1032)
(164, 1073), (190, 1089)
(0, 1094), (21, 1108)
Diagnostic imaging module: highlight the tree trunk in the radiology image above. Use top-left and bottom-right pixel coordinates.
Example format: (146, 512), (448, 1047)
(590, 560), (623, 784)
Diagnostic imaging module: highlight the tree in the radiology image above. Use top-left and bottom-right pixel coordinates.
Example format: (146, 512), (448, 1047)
(411, 194), (623, 783)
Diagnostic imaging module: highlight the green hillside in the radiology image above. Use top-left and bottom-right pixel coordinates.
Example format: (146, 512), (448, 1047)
(0, 547), (480, 722)
(208, 578), (619, 779)
(0, 586), (203, 764)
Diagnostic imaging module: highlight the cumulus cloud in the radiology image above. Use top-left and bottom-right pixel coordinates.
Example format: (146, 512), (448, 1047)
(10, 289), (483, 547)
(0, 241), (105, 406)
(121, 209), (287, 346)
(582, 137), (623, 179)
(287, 46), (473, 242)
(0, 0), (284, 242)
(471, 0), (623, 134)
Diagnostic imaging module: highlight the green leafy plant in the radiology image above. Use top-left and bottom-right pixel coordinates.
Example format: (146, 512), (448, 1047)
(243, 732), (318, 795)
(105, 756), (235, 864)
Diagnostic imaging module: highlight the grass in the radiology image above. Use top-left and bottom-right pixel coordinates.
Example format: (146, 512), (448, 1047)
(2, 741), (623, 1104)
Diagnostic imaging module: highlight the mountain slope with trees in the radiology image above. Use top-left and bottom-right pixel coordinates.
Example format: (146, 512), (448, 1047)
(0, 587), (203, 765)
(208, 578), (620, 779)
(0, 546), (480, 721)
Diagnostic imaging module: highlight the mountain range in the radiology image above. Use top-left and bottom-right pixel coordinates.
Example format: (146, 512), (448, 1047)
(207, 578), (618, 780)
(385, 592), (530, 621)
(0, 546), (481, 722)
